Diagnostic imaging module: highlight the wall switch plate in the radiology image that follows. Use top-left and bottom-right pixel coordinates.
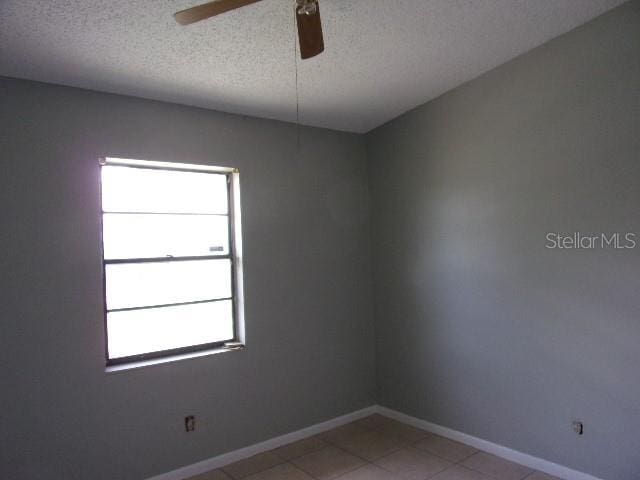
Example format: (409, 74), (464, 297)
(185, 415), (195, 432)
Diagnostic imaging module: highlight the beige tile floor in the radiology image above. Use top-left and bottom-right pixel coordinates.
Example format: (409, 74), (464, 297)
(187, 414), (562, 480)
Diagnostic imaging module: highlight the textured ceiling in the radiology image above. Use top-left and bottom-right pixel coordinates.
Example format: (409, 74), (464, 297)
(0, 0), (627, 132)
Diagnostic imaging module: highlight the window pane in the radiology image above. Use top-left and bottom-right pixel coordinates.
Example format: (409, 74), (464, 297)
(101, 166), (228, 214)
(107, 300), (234, 359)
(105, 259), (231, 310)
(102, 213), (229, 259)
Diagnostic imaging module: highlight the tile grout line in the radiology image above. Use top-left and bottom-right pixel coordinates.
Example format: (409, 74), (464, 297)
(285, 443), (368, 480)
(208, 415), (551, 480)
(453, 450), (536, 480)
(317, 421), (477, 480)
(322, 427), (534, 480)
(310, 426), (465, 480)
(372, 424), (536, 480)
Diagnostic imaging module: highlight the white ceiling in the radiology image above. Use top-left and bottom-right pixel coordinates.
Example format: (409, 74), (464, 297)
(0, 0), (626, 133)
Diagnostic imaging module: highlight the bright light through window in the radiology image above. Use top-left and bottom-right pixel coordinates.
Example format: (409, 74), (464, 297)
(100, 158), (243, 365)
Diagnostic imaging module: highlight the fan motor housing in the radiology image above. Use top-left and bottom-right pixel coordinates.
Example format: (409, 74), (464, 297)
(296, 0), (318, 16)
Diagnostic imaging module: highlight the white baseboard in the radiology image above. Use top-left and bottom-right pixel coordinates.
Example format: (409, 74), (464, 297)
(146, 406), (377, 480)
(147, 404), (603, 480)
(375, 406), (603, 480)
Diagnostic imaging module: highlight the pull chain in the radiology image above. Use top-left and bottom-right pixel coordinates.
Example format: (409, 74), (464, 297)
(293, 4), (300, 151)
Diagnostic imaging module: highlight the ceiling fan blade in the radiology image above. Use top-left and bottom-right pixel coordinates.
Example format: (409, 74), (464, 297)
(296, 2), (324, 59)
(174, 0), (263, 25)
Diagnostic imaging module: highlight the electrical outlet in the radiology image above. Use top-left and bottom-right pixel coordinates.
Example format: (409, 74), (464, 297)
(185, 415), (195, 432)
(572, 420), (584, 435)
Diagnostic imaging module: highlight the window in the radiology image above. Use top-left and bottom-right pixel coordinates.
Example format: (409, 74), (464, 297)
(99, 157), (243, 366)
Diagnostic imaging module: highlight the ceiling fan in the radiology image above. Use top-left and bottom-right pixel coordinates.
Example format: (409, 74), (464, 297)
(174, 0), (325, 60)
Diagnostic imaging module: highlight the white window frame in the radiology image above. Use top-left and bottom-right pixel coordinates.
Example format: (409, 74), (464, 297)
(99, 157), (245, 368)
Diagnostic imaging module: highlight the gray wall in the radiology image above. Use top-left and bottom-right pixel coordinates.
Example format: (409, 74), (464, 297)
(367, 2), (640, 480)
(0, 78), (375, 480)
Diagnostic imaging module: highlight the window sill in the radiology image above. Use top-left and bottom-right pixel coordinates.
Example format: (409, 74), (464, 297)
(105, 344), (245, 374)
